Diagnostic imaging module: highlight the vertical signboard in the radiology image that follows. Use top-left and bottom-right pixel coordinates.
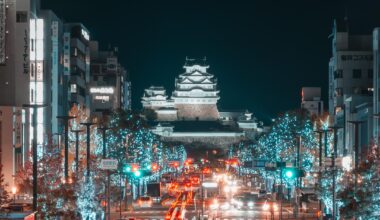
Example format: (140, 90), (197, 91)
(63, 32), (70, 75)
(0, 0), (5, 64)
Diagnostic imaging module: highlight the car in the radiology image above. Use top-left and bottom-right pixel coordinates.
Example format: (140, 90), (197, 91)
(137, 196), (153, 208)
(261, 199), (279, 212)
(209, 196), (230, 210)
(259, 189), (268, 198)
(301, 193), (319, 213)
(1, 203), (33, 212)
(232, 193), (260, 210)
(161, 197), (176, 207)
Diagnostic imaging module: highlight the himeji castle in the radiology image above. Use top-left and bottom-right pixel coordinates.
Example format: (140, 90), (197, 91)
(141, 57), (267, 149)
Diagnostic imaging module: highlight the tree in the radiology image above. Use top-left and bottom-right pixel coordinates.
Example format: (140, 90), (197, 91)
(338, 143), (380, 219)
(256, 111), (318, 170)
(0, 164), (11, 207)
(76, 176), (103, 220)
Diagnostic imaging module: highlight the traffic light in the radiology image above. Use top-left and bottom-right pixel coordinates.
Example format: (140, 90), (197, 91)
(174, 162), (179, 168)
(123, 163), (132, 173)
(134, 170), (141, 177)
(283, 168), (305, 179)
(152, 163), (158, 172)
(132, 164), (139, 172)
(145, 164), (152, 170)
(285, 169), (295, 178)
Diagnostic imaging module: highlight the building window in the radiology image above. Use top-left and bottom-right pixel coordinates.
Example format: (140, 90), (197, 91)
(71, 84), (77, 93)
(368, 69), (373, 78)
(335, 88), (343, 97)
(334, 69), (343, 79)
(16, 11), (28, 23)
(353, 69), (362, 79)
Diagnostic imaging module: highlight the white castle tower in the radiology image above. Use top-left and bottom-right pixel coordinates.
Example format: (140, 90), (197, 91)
(171, 57), (220, 120)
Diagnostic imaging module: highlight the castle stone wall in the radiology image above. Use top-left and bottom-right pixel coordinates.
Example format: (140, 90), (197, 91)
(175, 104), (219, 121)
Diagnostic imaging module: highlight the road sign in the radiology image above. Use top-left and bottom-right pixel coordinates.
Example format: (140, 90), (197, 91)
(100, 159), (118, 170)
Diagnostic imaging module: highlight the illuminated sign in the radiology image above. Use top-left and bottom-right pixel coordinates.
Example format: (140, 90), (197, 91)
(90, 87), (114, 94)
(81, 29), (90, 41)
(202, 182), (218, 188)
(63, 33), (70, 75)
(95, 96), (110, 102)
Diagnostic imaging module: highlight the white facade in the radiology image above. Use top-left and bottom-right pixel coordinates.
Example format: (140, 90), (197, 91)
(172, 59), (220, 105)
(328, 20), (374, 167)
(373, 28), (380, 140)
(0, 0), (43, 191)
(142, 58), (220, 121)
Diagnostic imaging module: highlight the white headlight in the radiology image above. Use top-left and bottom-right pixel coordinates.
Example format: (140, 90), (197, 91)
(248, 201), (254, 207)
(263, 203), (269, 211)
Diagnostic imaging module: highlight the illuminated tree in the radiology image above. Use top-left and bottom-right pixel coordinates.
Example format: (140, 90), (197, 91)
(76, 176), (103, 220)
(0, 164), (11, 207)
(338, 142), (380, 219)
(256, 111), (318, 170)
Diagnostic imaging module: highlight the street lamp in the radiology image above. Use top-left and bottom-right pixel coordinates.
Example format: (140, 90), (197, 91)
(98, 124), (112, 220)
(329, 125), (341, 220)
(57, 115), (76, 182)
(12, 186), (17, 204)
(22, 103), (47, 212)
(80, 121), (95, 177)
(71, 129), (84, 175)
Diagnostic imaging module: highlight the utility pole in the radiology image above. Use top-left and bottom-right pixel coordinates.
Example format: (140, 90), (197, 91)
(71, 129), (83, 174)
(329, 126), (341, 220)
(57, 115), (76, 182)
(22, 104), (46, 214)
(81, 122), (95, 177)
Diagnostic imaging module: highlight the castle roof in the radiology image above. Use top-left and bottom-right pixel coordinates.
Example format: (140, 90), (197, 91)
(184, 57), (209, 67)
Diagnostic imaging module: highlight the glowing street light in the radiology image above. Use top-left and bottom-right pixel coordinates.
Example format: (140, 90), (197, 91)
(12, 186), (17, 204)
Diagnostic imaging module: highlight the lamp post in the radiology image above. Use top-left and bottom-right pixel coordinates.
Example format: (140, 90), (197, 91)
(80, 122), (95, 177)
(347, 120), (365, 203)
(22, 103), (46, 213)
(329, 126), (341, 220)
(71, 129), (84, 174)
(57, 115), (76, 182)
(98, 125), (111, 220)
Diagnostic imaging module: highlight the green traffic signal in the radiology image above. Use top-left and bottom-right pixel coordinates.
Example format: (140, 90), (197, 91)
(285, 170), (294, 178)
(283, 168), (305, 179)
(123, 164), (132, 173)
(134, 170), (141, 177)
(146, 164), (151, 170)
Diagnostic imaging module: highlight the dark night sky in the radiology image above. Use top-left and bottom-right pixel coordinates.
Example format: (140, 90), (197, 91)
(42, 0), (380, 122)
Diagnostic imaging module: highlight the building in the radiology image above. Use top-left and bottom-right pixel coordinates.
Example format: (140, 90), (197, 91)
(143, 57), (265, 150)
(89, 41), (131, 116)
(301, 87), (324, 116)
(39, 9), (65, 137)
(328, 19), (374, 166)
(172, 58), (220, 121)
(373, 28), (380, 140)
(63, 23), (91, 111)
(0, 0), (44, 191)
